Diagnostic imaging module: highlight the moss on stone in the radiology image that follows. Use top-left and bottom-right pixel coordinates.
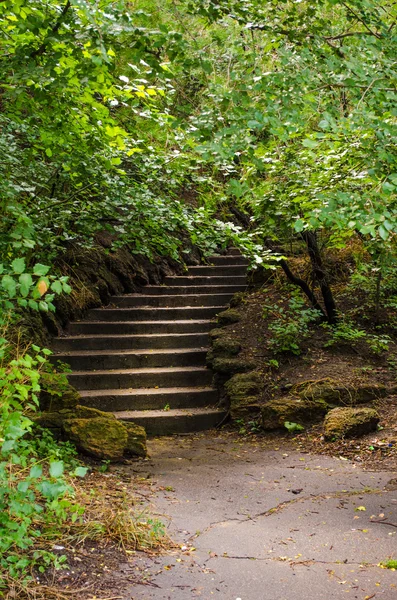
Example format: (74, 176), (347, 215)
(229, 292), (245, 308)
(230, 396), (261, 419)
(225, 371), (262, 400)
(207, 337), (242, 367)
(63, 417), (128, 461)
(296, 379), (387, 406)
(213, 337), (241, 356)
(124, 422), (147, 457)
(212, 357), (256, 375)
(209, 328), (228, 340)
(324, 407), (379, 440)
(261, 396), (328, 430)
(217, 308), (241, 326)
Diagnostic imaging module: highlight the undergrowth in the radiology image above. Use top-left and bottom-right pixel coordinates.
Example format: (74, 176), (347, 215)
(0, 261), (167, 597)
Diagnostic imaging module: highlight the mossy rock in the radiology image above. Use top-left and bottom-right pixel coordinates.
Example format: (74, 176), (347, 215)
(124, 422), (147, 457)
(213, 337), (241, 356)
(63, 417), (128, 461)
(35, 405), (116, 429)
(230, 292), (246, 308)
(72, 405), (117, 419)
(209, 328), (228, 340)
(207, 337), (242, 367)
(230, 395), (262, 419)
(225, 371), (262, 397)
(212, 357), (256, 375)
(217, 309), (241, 326)
(261, 396), (328, 430)
(296, 379), (387, 406)
(324, 407), (379, 440)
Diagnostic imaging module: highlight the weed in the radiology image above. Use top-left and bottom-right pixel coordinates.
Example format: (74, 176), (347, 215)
(284, 421), (304, 433)
(380, 559), (397, 570)
(99, 460), (111, 473)
(264, 289), (321, 355)
(323, 319), (366, 347)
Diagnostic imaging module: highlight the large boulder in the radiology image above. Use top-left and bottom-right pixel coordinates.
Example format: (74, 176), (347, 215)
(261, 396), (328, 430)
(63, 417), (128, 461)
(324, 407), (380, 440)
(296, 379), (387, 406)
(35, 405), (147, 461)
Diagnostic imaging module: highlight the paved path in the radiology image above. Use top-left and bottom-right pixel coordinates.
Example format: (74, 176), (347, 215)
(130, 432), (397, 600)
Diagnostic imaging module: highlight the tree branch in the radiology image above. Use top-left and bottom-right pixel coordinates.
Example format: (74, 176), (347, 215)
(30, 0), (71, 59)
(340, 2), (382, 39)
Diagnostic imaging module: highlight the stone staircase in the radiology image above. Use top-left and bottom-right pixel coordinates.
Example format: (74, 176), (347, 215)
(52, 251), (249, 436)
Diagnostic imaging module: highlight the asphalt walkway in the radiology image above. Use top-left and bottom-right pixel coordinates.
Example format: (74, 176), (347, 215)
(131, 432), (397, 600)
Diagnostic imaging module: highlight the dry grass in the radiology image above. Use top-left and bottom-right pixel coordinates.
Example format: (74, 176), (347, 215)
(1, 470), (171, 600)
(61, 471), (170, 552)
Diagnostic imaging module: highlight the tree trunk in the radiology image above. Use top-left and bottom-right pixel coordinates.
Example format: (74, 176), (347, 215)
(303, 231), (338, 324)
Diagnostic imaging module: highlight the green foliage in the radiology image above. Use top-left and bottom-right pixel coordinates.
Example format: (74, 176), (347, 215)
(0, 338), (87, 583)
(323, 320), (367, 347)
(323, 319), (392, 354)
(0, 258), (71, 314)
(264, 290), (321, 355)
(0, 253), (82, 585)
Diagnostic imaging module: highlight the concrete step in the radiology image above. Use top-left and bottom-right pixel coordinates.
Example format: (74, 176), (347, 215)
(68, 320), (213, 335)
(115, 407), (227, 436)
(164, 275), (247, 286)
(207, 255), (249, 265)
(79, 386), (219, 411)
(53, 348), (207, 371)
(52, 332), (210, 352)
(228, 247), (242, 255)
(187, 265), (247, 276)
(109, 293), (234, 308)
(86, 306), (223, 322)
(142, 284), (247, 295)
(68, 366), (213, 390)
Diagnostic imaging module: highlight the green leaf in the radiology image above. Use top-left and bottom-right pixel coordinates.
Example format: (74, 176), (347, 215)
(72, 466), (89, 478)
(302, 138), (319, 149)
(30, 465), (43, 478)
(50, 280), (63, 294)
(1, 275), (17, 298)
(49, 461), (64, 478)
(33, 264), (50, 277)
(28, 299), (39, 311)
(11, 258), (25, 274)
(378, 225), (389, 241)
(19, 273), (33, 297)
(294, 219), (305, 233)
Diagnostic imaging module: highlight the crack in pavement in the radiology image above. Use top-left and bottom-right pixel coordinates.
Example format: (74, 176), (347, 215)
(185, 486), (386, 541)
